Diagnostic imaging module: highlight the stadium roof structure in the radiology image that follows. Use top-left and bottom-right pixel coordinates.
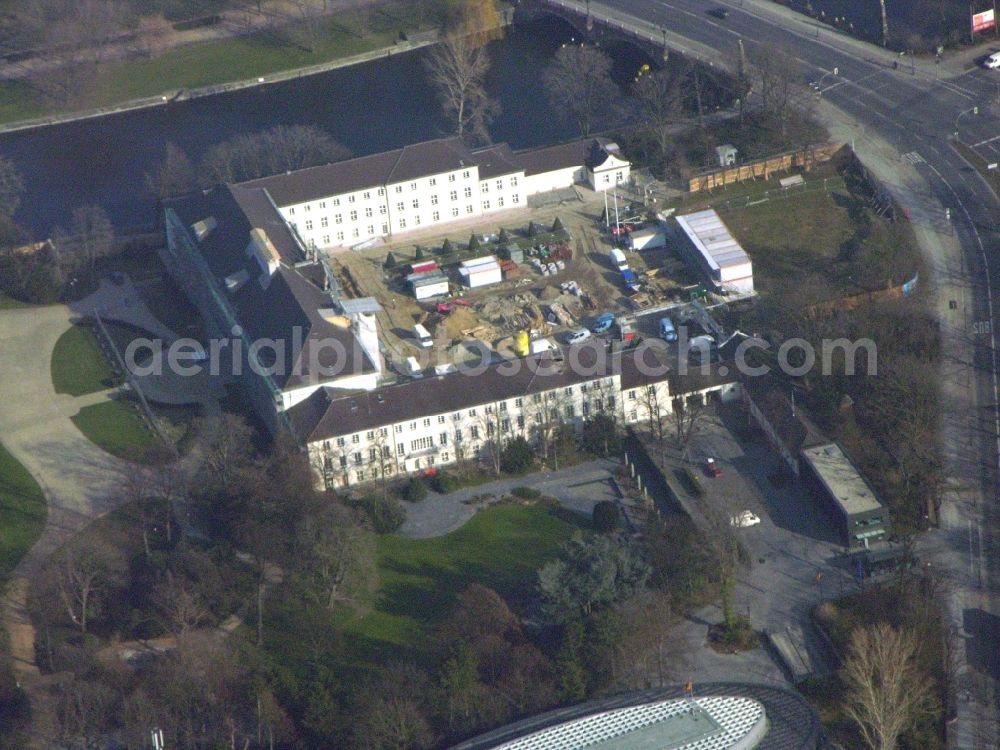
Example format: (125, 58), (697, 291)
(449, 684), (822, 750)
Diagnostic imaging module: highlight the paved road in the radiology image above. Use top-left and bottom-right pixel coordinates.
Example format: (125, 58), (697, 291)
(541, 0), (1000, 743)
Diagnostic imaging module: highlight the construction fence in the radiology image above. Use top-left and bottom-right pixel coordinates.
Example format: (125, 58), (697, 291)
(687, 143), (845, 193)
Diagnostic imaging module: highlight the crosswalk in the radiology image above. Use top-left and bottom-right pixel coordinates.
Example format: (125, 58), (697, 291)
(901, 151), (925, 164)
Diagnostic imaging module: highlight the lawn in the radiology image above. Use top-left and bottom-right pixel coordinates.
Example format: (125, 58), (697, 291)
(0, 2), (440, 125)
(70, 399), (159, 462)
(0, 444), (46, 581)
(50, 323), (117, 397)
(0, 292), (32, 311)
(269, 504), (588, 670)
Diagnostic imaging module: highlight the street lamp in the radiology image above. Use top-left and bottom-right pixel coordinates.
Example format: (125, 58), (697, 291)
(953, 105), (980, 139)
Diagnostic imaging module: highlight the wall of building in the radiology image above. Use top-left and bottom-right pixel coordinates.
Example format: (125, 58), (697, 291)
(589, 158), (631, 191)
(523, 166), (583, 197)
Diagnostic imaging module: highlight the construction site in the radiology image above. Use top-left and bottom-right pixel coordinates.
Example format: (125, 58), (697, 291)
(324, 188), (754, 376)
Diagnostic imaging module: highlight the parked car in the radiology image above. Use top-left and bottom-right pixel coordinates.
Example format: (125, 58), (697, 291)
(984, 52), (1000, 69)
(591, 313), (615, 334)
(704, 457), (722, 478)
(730, 510), (761, 528)
(707, 7), (729, 19)
(566, 328), (592, 345)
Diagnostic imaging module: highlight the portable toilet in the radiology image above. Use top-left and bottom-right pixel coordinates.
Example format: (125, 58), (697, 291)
(514, 330), (530, 357)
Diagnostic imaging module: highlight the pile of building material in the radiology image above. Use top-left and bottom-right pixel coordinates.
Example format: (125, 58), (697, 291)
(459, 255), (502, 288)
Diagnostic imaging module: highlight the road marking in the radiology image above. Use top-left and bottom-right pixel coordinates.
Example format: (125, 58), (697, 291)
(972, 133), (1000, 148)
(902, 151), (925, 164)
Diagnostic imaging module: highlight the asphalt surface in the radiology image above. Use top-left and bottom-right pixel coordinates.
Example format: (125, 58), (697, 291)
(538, 0), (1000, 745)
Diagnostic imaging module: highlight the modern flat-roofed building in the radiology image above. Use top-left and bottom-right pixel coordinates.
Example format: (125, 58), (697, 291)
(674, 209), (754, 295)
(800, 442), (890, 548)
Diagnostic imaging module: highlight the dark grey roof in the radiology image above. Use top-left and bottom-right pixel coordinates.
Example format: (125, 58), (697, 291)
(289, 344), (737, 443)
(163, 185), (375, 391)
(240, 149), (401, 206)
(387, 137), (473, 184)
(469, 142), (522, 180)
(515, 137), (620, 176)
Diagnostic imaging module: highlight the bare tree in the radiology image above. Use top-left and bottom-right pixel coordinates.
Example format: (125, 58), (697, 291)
(842, 623), (934, 750)
(425, 32), (498, 143)
(640, 384), (668, 443)
(196, 413), (255, 494)
(201, 125), (350, 185)
(670, 395), (708, 459)
(152, 575), (210, 637)
(633, 66), (687, 172)
(53, 542), (125, 634)
(748, 43), (800, 139)
(52, 204), (115, 283)
(145, 142), (197, 200)
(475, 405), (506, 476)
(544, 44), (619, 137)
(296, 503), (377, 610)
(0, 155), (24, 219)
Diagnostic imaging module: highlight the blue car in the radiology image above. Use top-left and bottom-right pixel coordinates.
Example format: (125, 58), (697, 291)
(591, 313), (615, 334)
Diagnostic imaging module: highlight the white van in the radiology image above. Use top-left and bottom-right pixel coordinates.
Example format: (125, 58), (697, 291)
(609, 248), (629, 272)
(413, 324), (433, 348)
(658, 317), (677, 342)
(984, 52), (1000, 69)
(405, 356), (424, 378)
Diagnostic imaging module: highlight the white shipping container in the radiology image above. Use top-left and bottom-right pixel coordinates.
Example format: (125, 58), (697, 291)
(627, 229), (666, 251)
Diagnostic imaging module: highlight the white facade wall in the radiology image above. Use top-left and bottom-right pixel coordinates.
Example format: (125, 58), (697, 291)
(523, 166), (584, 197)
(412, 279), (450, 300)
(278, 370), (380, 412)
(478, 173), (525, 215)
(589, 154), (631, 191)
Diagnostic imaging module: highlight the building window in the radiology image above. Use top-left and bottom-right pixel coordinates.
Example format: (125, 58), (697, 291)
(397, 443), (404, 455)
(369, 447), (377, 462)
(339, 456), (347, 468)
(363, 191), (371, 199)
(356, 470), (365, 481)
(464, 187), (472, 198)
(320, 216), (328, 228)
(501, 418), (511, 431)
(510, 176), (518, 186)
(440, 432), (448, 445)
(304, 204), (311, 212)
(382, 223), (389, 233)
(449, 174), (456, 182)
(583, 402), (591, 416)
(412, 199), (419, 209)
(604, 174), (611, 184)
(288, 207), (295, 215)
(336, 437), (346, 447)
(399, 218), (406, 229)
(438, 415), (446, 424)
(414, 216), (421, 226)
(335, 214), (343, 224)
(616, 171), (624, 182)
(466, 204), (474, 214)
(397, 202), (405, 212)
(365, 207), (373, 218)
(431, 195), (439, 205)
(379, 205), (387, 215)
(481, 183), (488, 194)
(354, 452), (362, 464)
(452, 207), (459, 217)
(350, 210), (358, 221)
(565, 387), (573, 395)
(517, 415), (525, 429)
(432, 211), (440, 221)
(463, 170), (470, 178)
(429, 177), (437, 186)
(396, 185), (403, 193)
(352, 434), (360, 444)
(319, 201), (326, 209)
(411, 182), (418, 190)
(450, 190), (458, 201)
(410, 421), (417, 430)
(485, 405), (493, 413)
(565, 405), (575, 418)
(411, 436), (434, 451)
(395, 425), (403, 433)
(496, 179), (503, 190)
(483, 200), (490, 210)
(336, 231), (344, 241)
(532, 394), (541, 403)
(628, 390), (637, 400)
(322, 234), (330, 244)
(367, 225), (374, 234)
(629, 410), (638, 421)
(441, 452), (449, 462)
(304, 220), (313, 230)
(514, 398), (522, 407)
(378, 188), (385, 196)
(487, 423), (495, 435)
(498, 196), (504, 207)
(512, 194), (520, 204)
(352, 228), (360, 238)
(346, 195), (354, 204)
(423, 418), (431, 427)
(471, 425), (480, 439)
(455, 428), (462, 441)
(499, 401), (507, 411)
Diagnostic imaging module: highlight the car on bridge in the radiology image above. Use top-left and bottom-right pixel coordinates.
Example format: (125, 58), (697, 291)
(707, 7), (729, 20)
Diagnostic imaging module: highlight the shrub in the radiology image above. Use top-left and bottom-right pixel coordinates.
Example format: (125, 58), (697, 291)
(500, 436), (534, 474)
(592, 500), (620, 532)
(468, 234), (481, 251)
(402, 477), (428, 503)
(511, 486), (541, 499)
(681, 467), (705, 497)
(353, 495), (406, 534)
(414, 245), (425, 261)
(527, 220), (537, 237)
(430, 471), (460, 494)
(383, 251), (397, 269)
(440, 238), (454, 256)
(498, 228), (510, 243)
(581, 414), (620, 457)
(552, 216), (564, 232)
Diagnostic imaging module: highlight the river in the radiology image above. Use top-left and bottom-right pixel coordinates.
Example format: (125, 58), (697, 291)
(0, 18), (651, 237)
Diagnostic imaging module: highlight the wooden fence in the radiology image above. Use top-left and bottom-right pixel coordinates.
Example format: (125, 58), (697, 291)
(688, 143), (845, 193)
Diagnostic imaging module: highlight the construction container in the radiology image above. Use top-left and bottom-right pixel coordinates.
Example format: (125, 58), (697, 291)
(514, 330), (530, 357)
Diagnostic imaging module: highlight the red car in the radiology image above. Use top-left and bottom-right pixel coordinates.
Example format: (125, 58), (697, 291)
(704, 458), (722, 477)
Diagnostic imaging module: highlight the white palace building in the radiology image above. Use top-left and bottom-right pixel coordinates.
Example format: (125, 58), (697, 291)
(240, 135), (631, 251)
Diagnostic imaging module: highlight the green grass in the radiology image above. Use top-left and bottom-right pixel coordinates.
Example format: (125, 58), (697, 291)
(0, 2), (440, 125)
(70, 399), (159, 462)
(0, 292), (32, 310)
(270, 505), (587, 670)
(0, 444), (46, 581)
(50, 323), (117, 397)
